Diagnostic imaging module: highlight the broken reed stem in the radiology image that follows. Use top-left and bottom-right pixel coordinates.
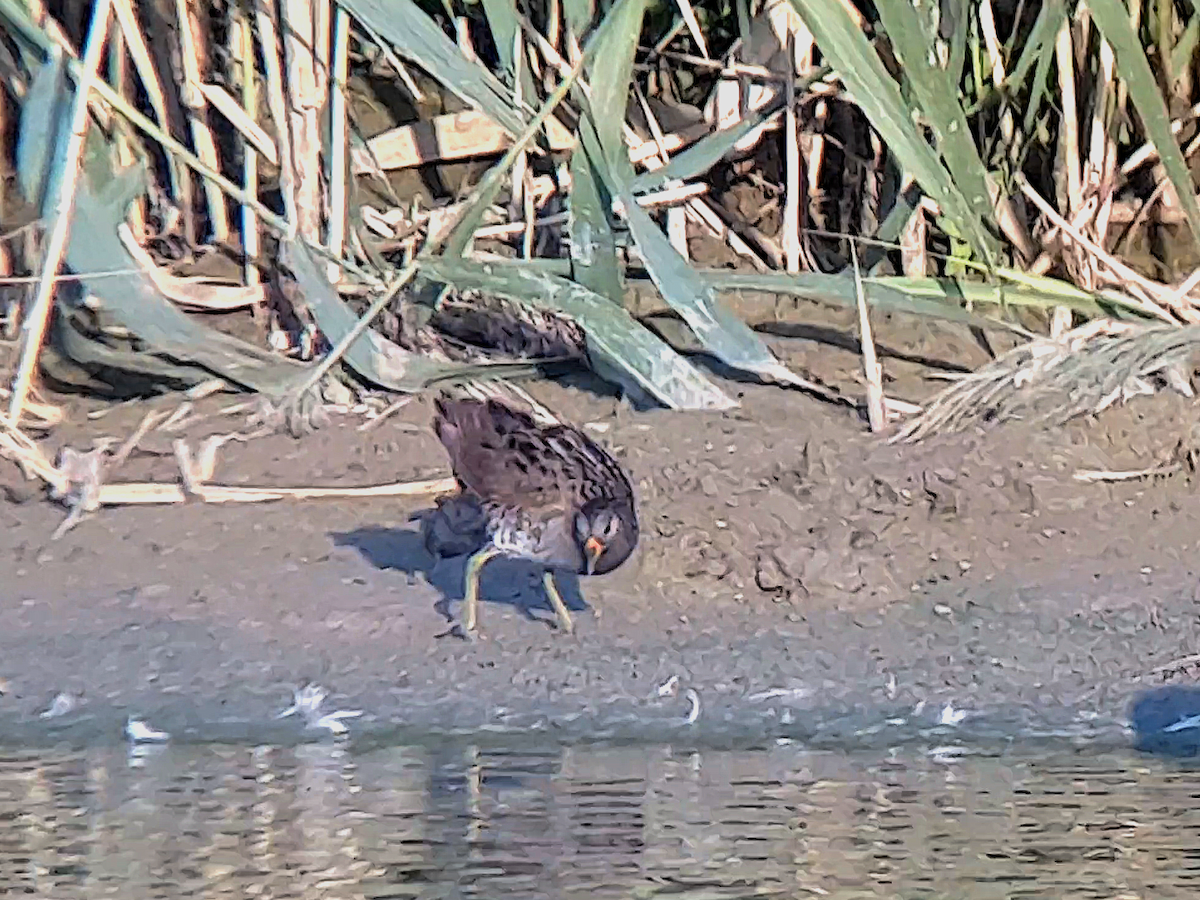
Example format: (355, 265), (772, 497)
(327, 5), (351, 282)
(129, 475), (461, 505)
(9, 4), (114, 427)
(852, 241), (885, 432)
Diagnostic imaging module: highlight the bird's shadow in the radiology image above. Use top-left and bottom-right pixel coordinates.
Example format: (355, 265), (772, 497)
(331, 523), (589, 633)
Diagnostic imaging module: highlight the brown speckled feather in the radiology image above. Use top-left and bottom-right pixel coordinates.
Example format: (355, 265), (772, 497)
(433, 396), (635, 520)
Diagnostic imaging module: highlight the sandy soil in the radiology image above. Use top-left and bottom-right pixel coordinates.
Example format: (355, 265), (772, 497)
(2, 304), (1200, 748)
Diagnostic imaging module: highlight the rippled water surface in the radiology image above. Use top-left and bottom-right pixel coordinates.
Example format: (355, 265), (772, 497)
(2, 737), (1197, 898)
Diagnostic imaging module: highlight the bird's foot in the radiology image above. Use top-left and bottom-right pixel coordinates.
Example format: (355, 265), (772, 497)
(435, 622), (478, 642)
(542, 571), (576, 637)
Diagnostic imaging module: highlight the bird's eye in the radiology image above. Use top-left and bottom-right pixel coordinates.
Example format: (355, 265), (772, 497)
(603, 514), (619, 537)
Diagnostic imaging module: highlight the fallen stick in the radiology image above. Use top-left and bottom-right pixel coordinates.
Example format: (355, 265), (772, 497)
(1072, 465), (1179, 483)
(2, 415), (458, 509)
(93, 475), (459, 505)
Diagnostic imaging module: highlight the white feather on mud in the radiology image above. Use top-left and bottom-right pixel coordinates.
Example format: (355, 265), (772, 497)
(277, 683), (363, 737)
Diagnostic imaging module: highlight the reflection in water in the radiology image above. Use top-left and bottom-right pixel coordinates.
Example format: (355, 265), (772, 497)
(0, 739), (1197, 897)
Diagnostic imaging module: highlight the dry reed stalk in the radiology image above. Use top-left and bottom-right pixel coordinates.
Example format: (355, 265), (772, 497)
(978, 0), (1013, 147)
(900, 193), (929, 276)
(164, 474), (460, 504)
(0, 412), (67, 491)
(455, 16), (478, 61)
(3, 415), (456, 531)
(118, 226), (265, 310)
(1056, 21), (1082, 214)
(632, 83), (689, 259)
(1017, 176), (1182, 321)
(521, 168), (536, 258)
(509, 31), (529, 249)
(172, 0), (228, 241)
(194, 82), (278, 164)
(357, 396), (412, 431)
(0, 78), (8, 331)
(467, 181), (708, 239)
(650, 17), (686, 55)
(851, 243), (884, 431)
(1088, 40), (1117, 251)
(110, 0), (176, 197)
(648, 45), (836, 81)
(327, 6), (352, 283)
(1161, 265), (1200, 312)
(24, 0), (115, 129)
(975, 0), (1036, 263)
(782, 30), (799, 273)
(355, 109), (576, 172)
(544, 0), (561, 91)
(1073, 465), (1179, 483)
(107, 23), (145, 237)
(681, 199), (770, 270)
(518, 18), (711, 166)
(235, 15), (262, 307)
(673, 0), (708, 59)
(0, 388), (63, 428)
(108, 409), (165, 471)
(283, 0), (330, 245)
(1043, 27), (1117, 291)
(665, 205), (688, 259)
(1027, 194), (1099, 276)
(804, 95), (826, 254)
(257, 0), (299, 235)
(8, 0), (114, 428)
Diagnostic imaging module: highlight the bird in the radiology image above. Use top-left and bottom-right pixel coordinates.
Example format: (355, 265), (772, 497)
(423, 391), (639, 639)
(366, 287), (588, 367)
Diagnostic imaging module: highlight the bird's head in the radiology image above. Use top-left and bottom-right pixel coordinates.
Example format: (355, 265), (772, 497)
(573, 501), (638, 575)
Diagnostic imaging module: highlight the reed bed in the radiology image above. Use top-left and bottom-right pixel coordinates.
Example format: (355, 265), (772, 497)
(1, 0), (1200, 524)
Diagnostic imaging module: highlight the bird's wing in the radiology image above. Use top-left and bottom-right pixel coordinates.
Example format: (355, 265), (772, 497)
(434, 396), (632, 514)
(434, 397), (566, 512)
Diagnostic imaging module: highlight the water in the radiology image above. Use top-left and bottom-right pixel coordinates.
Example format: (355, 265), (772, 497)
(2, 735), (1198, 898)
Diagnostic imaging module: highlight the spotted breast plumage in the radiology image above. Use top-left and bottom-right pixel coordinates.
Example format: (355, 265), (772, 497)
(423, 392), (639, 639)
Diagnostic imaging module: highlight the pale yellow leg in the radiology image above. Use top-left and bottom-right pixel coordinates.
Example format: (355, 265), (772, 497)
(542, 571), (575, 635)
(462, 547), (502, 637)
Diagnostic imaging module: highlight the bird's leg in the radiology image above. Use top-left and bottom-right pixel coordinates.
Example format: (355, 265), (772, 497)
(461, 546), (502, 638)
(541, 571), (575, 635)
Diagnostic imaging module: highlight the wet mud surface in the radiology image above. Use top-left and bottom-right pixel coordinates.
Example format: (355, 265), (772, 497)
(3, 309), (1200, 748)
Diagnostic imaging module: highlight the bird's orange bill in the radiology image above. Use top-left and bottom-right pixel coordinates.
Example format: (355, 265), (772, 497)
(584, 536), (605, 574)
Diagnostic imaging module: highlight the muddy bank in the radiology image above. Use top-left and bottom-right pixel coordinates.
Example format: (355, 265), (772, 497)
(1, 364), (1199, 747)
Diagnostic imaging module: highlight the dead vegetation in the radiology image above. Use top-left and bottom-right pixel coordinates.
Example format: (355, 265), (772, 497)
(2, 0), (1200, 536)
